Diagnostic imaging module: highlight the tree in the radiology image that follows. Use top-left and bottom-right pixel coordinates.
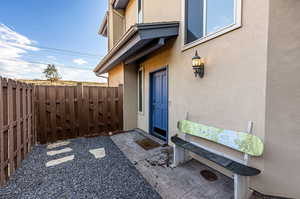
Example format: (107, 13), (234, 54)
(43, 64), (61, 82)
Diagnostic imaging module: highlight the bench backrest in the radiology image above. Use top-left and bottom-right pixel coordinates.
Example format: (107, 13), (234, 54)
(177, 120), (264, 156)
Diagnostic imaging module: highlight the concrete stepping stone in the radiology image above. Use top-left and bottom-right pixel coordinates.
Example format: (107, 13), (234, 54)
(47, 147), (73, 156)
(47, 141), (70, 149)
(89, 148), (106, 159)
(46, 155), (74, 167)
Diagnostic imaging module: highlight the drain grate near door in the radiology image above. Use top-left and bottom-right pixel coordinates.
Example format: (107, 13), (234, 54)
(200, 170), (218, 182)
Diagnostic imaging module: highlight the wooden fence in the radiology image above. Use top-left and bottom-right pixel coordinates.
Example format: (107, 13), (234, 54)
(35, 84), (123, 144)
(0, 77), (35, 186)
(0, 77), (124, 186)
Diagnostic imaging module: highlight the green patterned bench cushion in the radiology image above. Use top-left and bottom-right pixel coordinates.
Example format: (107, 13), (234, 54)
(178, 120), (264, 156)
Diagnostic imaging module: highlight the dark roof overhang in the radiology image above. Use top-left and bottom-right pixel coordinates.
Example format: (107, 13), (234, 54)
(94, 22), (179, 75)
(112, 0), (129, 9)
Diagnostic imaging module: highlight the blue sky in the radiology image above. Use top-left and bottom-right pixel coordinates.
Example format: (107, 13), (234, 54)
(0, 0), (108, 82)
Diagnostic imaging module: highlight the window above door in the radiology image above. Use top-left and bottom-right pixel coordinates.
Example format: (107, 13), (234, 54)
(183, 0), (242, 50)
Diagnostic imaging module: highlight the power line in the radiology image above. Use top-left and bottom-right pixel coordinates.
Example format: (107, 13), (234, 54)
(0, 58), (95, 70)
(22, 53), (100, 61)
(29, 45), (104, 57)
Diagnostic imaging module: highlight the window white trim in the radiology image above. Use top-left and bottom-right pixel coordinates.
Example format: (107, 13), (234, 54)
(182, 0), (242, 51)
(137, 66), (144, 115)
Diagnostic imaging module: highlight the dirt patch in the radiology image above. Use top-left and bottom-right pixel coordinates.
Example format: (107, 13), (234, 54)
(145, 148), (172, 167)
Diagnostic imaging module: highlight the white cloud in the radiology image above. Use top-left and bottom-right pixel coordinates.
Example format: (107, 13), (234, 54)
(47, 56), (56, 60)
(0, 23), (103, 83)
(0, 23), (42, 79)
(57, 66), (104, 82)
(73, 58), (88, 65)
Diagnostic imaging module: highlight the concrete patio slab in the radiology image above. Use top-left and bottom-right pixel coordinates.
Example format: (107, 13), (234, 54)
(111, 131), (234, 199)
(47, 147), (73, 156)
(47, 141), (70, 149)
(89, 148), (106, 159)
(46, 155), (75, 167)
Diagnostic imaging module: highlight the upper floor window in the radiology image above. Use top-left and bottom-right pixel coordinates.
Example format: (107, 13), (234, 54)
(184, 0), (241, 47)
(137, 0), (143, 23)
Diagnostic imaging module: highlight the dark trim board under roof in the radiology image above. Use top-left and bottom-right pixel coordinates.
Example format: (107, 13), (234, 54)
(94, 22), (179, 75)
(113, 0), (129, 9)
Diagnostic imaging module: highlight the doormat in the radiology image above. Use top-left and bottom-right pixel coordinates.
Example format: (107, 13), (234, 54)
(135, 138), (161, 150)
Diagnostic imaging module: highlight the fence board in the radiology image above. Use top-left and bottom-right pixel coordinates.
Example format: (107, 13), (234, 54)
(102, 87), (108, 134)
(58, 87), (64, 138)
(7, 79), (15, 174)
(22, 85), (27, 156)
(118, 85), (124, 130)
(76, 84), (84, 137)
(83, 86), (89, 136)
(0, 78), (4, 186)
(38, 87), (46, 144)
(48, 87), (56, 143)
(27, 84), (33, 152)
(68, 87), (76, 138)
(16, 83), (21, 168)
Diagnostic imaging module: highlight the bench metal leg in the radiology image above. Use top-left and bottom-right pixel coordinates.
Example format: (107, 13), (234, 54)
(234, 174), (249, 199)
(171, 145), (185, 168)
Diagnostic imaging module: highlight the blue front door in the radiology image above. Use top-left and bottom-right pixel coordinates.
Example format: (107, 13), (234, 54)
(150, 68), (168, 141)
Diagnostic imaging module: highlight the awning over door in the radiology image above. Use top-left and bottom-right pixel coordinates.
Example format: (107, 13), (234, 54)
(94, 22), (179, 75)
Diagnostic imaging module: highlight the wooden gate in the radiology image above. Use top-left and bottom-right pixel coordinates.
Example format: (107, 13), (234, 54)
(35, 84), (123, 144)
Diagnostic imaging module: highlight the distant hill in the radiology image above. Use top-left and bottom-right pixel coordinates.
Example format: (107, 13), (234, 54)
(18, 79), (107, 86)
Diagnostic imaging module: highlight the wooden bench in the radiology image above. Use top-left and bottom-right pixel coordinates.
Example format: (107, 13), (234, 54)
(171, 119), (264, 199)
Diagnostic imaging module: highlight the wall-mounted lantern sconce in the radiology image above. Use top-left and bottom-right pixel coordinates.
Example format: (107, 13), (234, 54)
(192, 51), (205, 78)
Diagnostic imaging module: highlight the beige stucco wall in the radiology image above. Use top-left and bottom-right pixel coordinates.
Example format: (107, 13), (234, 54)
(125, 0), (137, 31)
(143, 0), (180, 23)
(107, 0), (114, 50)
(123, 64), (138, 130)
(108, 63), (124, 87)
(263, 0), (300, 197)
(108, 63), (137, 131)
(104, 0), (300, 197)
(107, 0), (125, 49)
(137, 0), (270, 195)
(112, 10), (125, 46)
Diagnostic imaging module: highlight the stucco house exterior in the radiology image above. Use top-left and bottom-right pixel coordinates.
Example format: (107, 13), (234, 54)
(94, 0), (300, 198)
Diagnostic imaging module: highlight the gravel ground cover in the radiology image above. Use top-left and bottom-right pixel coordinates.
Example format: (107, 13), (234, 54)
(0, 136), (162, 199)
